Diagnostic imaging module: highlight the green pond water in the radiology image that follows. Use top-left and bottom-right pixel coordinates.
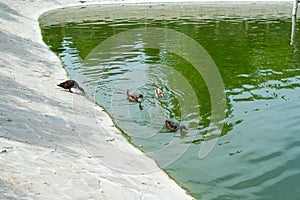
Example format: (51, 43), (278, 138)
(40, 5), (300, 200)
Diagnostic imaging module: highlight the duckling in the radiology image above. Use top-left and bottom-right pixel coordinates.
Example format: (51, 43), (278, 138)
(165, 120), (187, 132)
(127, 90), (144, 103)
(57, 80), (85, 94)
(155, 88), (164, 99)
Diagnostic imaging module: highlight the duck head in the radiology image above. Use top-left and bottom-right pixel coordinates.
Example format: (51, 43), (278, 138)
(137, 94), (144, 103)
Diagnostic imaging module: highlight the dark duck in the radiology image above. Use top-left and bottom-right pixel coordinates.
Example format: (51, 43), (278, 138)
(57, 80), (85, 94)
(165, 120), (187, 132)
(127, 90), (144, 103)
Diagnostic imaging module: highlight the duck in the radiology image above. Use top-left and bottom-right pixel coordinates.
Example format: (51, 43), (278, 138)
(165, 120), (187, 132)
(57, 80), (85, 94)
(155, 88), (164, 99)
(127, 90), (144, 103)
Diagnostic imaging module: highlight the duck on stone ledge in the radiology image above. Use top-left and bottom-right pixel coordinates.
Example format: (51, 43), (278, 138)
(57, 80), (85, 94)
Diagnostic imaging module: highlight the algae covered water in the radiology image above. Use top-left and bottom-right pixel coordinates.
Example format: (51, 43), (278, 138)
(40, 3), (300, 199)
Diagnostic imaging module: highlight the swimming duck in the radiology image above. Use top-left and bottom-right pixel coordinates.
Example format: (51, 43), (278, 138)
(155, 88), (164, 99)
(165, 120), (187, 132)
(127, 90), (144, 103)
(57, 80), (85, 94)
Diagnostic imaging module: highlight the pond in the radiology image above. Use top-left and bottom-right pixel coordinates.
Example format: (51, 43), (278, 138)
(39, 3), (300, 199)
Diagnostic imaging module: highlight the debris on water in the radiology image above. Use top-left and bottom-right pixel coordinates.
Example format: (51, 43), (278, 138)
(229, 150), (242, 156)
(1, 149), (8, 154)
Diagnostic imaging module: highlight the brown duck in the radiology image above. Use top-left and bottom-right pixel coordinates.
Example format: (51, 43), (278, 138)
(127, 90), (144, 103)
(165, 120), (187, 132)
(155, 88), (164, 99)
(57, 80), (85, 93)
